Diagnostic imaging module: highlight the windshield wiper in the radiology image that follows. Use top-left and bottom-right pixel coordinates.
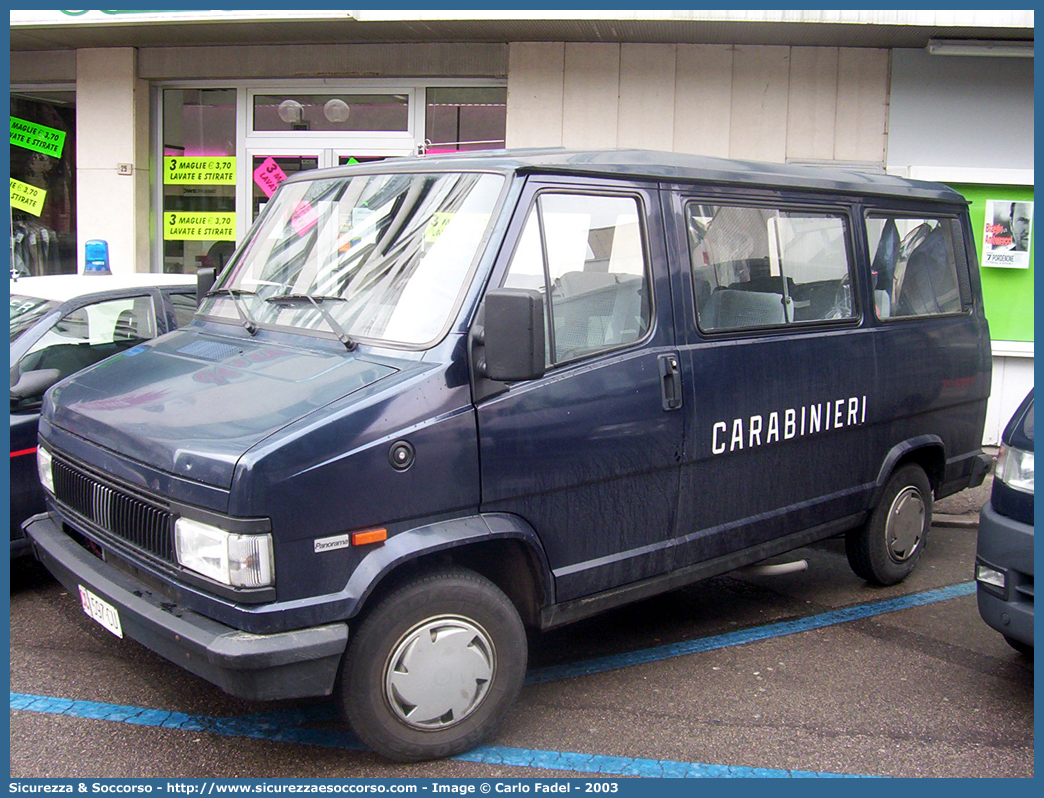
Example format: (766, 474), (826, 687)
(265, 294), (357, 351)
(206, 287), (259, 335)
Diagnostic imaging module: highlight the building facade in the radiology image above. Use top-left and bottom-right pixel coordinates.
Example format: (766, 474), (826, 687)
(9, 10), (1034, 441)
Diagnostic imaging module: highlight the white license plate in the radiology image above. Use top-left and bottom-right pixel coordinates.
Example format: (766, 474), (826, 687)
(78, 585), (123, 639)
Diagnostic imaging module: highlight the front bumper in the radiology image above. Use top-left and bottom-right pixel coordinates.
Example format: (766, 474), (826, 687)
(975, 501), (1034, 648)
(25, 512), (348, 701)
(10, 528), (33, 559)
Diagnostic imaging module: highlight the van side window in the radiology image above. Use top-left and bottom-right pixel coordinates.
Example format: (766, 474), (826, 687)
(503, 193), (651, 365)
(865, 216), (964, 320)
(686, 203), (854, 332)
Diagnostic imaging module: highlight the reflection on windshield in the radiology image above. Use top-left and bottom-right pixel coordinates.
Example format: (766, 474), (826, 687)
(10, 295), (58, 343)
(203, 171), (504, 347)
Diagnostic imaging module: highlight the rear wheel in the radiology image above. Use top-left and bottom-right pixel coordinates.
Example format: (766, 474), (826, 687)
(338, 567), (527, 762)
(847, 463), (932, 586)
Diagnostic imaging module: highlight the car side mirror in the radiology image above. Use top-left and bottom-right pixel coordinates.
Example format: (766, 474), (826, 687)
(10, 368), (62, 402)
(482, 288), (546, 382)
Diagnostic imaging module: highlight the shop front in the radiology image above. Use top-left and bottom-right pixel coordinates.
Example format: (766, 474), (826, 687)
(885, 47), (1034, 443)
(158, 83), (506, 275)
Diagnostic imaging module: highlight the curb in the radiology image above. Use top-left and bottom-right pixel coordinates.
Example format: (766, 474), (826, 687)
(932, 513), (979, 529)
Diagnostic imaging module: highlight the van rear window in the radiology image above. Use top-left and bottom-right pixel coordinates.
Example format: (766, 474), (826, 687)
(865, 216), (965, 319)
(686, 203), (854, 332)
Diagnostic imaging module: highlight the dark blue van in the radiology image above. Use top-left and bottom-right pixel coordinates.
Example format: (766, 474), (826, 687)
(25, 150), (992, 761)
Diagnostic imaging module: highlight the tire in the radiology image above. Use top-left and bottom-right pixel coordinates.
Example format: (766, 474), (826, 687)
(338, 567), (527, 762)
(1004, 636), (1033, 658)
(847, 463), (932, 586)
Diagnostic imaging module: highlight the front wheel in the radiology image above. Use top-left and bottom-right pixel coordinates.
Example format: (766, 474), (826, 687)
(847, 463), (932, 586)
(338, 567), (527, 762)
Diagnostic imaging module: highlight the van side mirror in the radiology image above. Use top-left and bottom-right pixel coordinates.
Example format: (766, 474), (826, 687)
(196, 267), (216, 308)
(482, 288), (546, 382)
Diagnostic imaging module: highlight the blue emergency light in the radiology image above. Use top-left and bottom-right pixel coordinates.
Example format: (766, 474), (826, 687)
(84, 239), (111, 274)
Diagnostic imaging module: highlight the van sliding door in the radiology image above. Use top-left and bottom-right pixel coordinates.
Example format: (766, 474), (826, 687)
(664, 191), (877, 567)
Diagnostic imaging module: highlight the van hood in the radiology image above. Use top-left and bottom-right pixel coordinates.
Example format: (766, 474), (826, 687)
(45, 329), (397, 489)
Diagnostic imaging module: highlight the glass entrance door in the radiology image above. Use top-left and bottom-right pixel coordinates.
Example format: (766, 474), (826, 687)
(247, 149), (400, 223)
(248, 151), (322, 222)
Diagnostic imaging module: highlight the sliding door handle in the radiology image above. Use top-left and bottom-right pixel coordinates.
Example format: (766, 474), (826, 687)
(658, 353), (682, 411)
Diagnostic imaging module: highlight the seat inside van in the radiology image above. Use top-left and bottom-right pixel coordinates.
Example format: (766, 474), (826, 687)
(700, 287), (787, 330)
(552, 271), (646, 360)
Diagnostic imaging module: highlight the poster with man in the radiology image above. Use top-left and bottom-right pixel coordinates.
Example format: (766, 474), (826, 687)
(982, 199), (1033, 268)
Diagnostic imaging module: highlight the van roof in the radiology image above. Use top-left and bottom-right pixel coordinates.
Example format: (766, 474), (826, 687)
(301, 148), (966, 204)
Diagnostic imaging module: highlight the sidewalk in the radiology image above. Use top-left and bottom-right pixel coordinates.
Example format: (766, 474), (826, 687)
(933, 471), (993, 529)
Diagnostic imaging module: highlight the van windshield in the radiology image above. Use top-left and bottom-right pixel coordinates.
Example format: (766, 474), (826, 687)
(205, 171), (504, 347)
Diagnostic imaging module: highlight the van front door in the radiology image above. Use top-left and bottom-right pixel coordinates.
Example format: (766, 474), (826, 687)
(476, 180), (684, 602)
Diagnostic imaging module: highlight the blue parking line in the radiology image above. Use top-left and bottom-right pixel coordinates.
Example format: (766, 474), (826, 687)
(13, 583), (974, 777)
(525, 581), (977, 684)
(10, 691), (865, 777)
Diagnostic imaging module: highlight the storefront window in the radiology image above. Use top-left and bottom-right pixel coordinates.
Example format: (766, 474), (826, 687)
(252, 94), (409, 133)
(162, 88), (237, 274)
(424, 87), (506, 153)
(10, 91), (77, 276)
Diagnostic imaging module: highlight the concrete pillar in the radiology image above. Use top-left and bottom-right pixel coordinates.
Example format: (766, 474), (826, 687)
(76, 48), (151, 274)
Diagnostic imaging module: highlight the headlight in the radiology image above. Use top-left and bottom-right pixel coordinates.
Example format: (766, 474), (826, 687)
(995, 444), (1034, 494)
(976, 564), (1006, 590)
(175, 517), (275, 588)
(37, 446), (54, 494)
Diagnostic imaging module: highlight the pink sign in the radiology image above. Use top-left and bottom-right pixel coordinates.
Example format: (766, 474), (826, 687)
(253, 157), (287, 198)
(290, 201), (318, 237)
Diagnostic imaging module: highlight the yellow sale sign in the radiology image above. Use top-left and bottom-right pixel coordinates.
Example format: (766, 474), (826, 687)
(164, 157), (237, 185)
(163, 211), (237, 241)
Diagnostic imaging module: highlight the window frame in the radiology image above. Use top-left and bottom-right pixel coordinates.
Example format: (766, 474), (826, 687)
(862, 210), (972, 323)
(682, 197), (862, 337)
(500, 187), (657, 370)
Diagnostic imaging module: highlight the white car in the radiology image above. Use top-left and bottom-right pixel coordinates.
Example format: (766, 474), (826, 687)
(10, 272), (198, 555)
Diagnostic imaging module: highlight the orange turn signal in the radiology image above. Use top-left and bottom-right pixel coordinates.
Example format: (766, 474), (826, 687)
(351, 528), (388, 547)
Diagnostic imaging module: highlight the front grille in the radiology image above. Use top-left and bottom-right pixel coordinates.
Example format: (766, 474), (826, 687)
(1014, 573), (1034, 605)
(52, 456), (175, 564)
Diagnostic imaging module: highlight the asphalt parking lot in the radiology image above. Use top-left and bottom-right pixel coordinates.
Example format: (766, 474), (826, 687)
(9, 506), (1034, 779)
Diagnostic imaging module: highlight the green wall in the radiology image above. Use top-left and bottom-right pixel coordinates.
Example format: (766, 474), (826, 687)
(948, 183), (1034, 343)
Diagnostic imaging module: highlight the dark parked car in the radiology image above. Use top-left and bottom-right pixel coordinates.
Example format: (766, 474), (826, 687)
(976, 389), (1034, 655)
(10, 273), (197, 556)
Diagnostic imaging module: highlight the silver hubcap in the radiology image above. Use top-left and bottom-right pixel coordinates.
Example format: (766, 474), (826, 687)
(886, 486), (925, 562)
(383, 615), (495, 731)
